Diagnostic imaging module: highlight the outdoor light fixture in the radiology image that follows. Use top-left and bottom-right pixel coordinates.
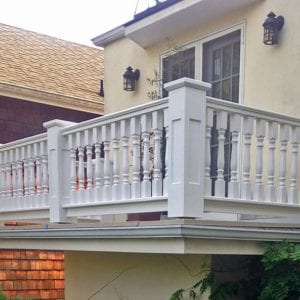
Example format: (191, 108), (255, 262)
(123, 66), (140, 91)
(263, 12), (284, 45)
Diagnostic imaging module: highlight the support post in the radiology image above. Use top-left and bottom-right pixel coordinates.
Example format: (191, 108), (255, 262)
(164, 78), (211, 218)
(44, 119), (75, 223)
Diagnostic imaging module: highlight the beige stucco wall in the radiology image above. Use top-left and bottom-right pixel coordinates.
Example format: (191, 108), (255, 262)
(103, 0), (299, 119)
(65, 251), (210, 300)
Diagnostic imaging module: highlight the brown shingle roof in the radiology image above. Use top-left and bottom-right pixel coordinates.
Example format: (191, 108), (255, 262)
(0, 23), (104, 114)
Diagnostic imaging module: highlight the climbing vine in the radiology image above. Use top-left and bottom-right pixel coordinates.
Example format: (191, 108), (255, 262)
(169, 240), (300, 300)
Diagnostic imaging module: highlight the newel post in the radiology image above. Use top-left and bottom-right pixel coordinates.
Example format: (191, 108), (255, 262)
(164, 78), (211, 218)
(44, 120), (76, 223)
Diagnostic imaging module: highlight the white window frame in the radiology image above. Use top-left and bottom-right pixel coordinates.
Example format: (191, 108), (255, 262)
(160, 22), (246, 104)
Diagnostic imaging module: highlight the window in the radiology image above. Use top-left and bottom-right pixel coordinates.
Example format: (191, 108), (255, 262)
(161, 27), (243, 196)
(202, 30), (241, 102)
(202, 30), (241, 195)
(162, 47), (195, 96)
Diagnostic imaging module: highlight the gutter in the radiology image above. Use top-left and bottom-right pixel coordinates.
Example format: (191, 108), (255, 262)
(0, 223), (300, 242)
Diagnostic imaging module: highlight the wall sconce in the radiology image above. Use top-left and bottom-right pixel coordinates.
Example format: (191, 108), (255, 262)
(123, 66), (140, 91)
(263, 12), (284, 45)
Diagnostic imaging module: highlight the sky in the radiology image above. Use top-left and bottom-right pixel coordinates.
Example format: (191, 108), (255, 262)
(0, 0), (158, 46)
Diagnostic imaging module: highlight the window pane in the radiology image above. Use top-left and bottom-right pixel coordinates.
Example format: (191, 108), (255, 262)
(163, 47), (195, 84)
(232, 75), (239, 103)
(213, 49), (221, 80)
(222, 45), (232, 77)
(233, 42), (240, 75)
(212, 81), (221, 98)
(222, 79), (231, 100)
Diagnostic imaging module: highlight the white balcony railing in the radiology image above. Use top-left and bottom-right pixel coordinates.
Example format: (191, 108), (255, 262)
(0, 78), (299, 223)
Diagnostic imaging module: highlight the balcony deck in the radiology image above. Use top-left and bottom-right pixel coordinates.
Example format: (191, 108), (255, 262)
(0, 78), (299, 225)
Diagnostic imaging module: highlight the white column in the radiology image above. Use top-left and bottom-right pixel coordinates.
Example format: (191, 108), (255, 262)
(228, 113), (241, 198)
(288, 126), (299, 204)
(141, 114), (151, 198)
(120, 120), (130, 200)
(130, 117), (141, 199)
(111, 122), (121, 200)
(241, 116), (254, 200)
(266, 122), (278, 202)
(152, 110), (163, 197)
(163, 108), (169, 196)
(44, 119), (75, 223)
(92, 127), (103, 201)
(165, 78), (211, 218)
(102, 125), (111, 201)
(277, 124), (290, 203)
(215, 110), (228, 197)
(253, 119), (266, 201)
(68, 134), (77, 203)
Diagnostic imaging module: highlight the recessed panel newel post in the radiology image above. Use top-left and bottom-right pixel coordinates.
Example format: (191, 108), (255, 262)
(43, 119), (76, 223)
(165, 78), (211, 218)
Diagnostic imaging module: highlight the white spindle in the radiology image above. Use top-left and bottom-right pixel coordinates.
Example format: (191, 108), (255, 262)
(288, 127), (299, 204)
(120, 120), (130, 200)
(111, 122), (121, 200)
(68, 134), (77, 202)
(84, 130), (93, 191)
(205, 108), (214, 197)
(266, 122), (278, 202)
(92, 127), (102, 201)
(27, 145), (35, 198)
(163, 108), (168, 196)
(0, 152), (5, 199)
(41, 141), (49, 195)
(5, 151), (12, 198)
(152, 111), (163, 197)
(228, 113), (241, 198)
(130, 117), (141, 199)
(102, 125), (111, 201)
(15, 148), (23, 197)
(241, 116), (254, 200)
(76, 132), (85, 192)
(215, 111), (227, 197)
(141, 114), (151, 198)
(10, 150), (17, 197)
(34, 143), (42, 196)
(253, 119), (266, 201)
(277, 124), (290, 203)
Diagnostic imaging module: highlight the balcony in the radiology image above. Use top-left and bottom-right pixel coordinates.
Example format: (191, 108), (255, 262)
(0, 78), (299, 224)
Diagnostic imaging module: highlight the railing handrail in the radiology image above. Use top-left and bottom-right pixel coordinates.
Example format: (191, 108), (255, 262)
(62, 98), (169, 136)
(207, 96), (300, 127)
(0, 133), (48, 153)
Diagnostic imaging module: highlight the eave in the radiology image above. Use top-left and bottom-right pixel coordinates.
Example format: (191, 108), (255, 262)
(0, 220), (299, 255)
(125, 0), (262, 48)
(0, 82), (104, 115)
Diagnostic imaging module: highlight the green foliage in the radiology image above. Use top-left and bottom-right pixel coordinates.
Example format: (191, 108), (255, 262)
(0, 291), (7, 300)
(169, 240), (300, 300)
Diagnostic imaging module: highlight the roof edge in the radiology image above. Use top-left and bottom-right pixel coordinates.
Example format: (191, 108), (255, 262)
(0, 82), (104, 115)
(92, 25), (125, 48)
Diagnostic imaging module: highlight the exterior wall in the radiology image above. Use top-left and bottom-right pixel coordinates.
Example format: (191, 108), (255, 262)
(65, 251), (210, 300)
(0, 96), (99, 143)
(0, 250), (64, 300)
(104, 0), (300, 118)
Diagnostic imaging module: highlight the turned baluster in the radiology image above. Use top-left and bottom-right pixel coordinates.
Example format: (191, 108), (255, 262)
(68, 134), (77, 203)
(241, 116), (254, 200)
(92, 127), (103, 201)
(253, 119), (266, 201)
(102, 125), (111, 201)
(277, 124), (290, 203)
(215, 111), (228, 197)
(120, 120), (130, 200)
(152, 110), (163, 197)
(163, 108), (169, 196)
(205, 108), (214, 196)
(130, 117), (141, 199)
(228, 113), (241, 199)
(288, 126), (299, 204)
(266, 122), (278, 202)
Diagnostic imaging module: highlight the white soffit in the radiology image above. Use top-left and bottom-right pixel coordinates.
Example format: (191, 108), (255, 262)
(125, 0), (261, 48)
